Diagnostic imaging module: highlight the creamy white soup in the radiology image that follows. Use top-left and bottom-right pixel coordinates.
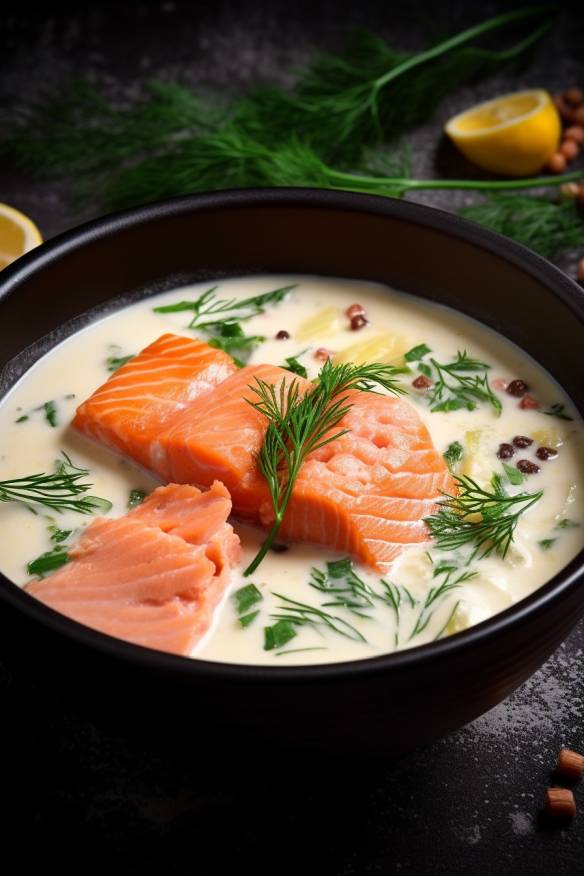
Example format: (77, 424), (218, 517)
(0, 275), (583, 665)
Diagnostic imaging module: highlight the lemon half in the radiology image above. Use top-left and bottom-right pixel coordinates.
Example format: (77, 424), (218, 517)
(445, 89), (561, 177)
(0, 203), (42, 270)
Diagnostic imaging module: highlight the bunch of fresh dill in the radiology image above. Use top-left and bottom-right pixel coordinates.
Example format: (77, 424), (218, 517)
(0, 7), (563, 204)
(2, 5), (583, 262)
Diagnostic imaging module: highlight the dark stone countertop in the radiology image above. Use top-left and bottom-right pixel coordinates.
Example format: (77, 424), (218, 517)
(1, 2), (584, 872)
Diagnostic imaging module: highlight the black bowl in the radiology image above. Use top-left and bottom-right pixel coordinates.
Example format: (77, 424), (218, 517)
(1, 188), (583, 755)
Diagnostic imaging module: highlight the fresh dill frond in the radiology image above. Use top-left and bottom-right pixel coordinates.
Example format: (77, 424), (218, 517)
(0, 80), (220, 179)
(409, 563), (477, 639)
(309, 559), (376, 616)
(267, 592), (367, 645)
(0, 452), (112, 514)
(459, 195), (584, 260)
(244, 359), (406, 575)
(426, 351), (502, 415)
(154, 284), (294, 329)
(237, 8), (554, 162)
(425, 474), (543, 560)
(542, 403), (574, 421)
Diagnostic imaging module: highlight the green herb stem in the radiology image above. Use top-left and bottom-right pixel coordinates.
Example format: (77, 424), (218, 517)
(373, 6), (554, 94)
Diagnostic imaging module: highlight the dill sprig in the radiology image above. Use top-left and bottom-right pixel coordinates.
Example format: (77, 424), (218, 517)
(153, 284), (294, 329)
(154, 284), (294, 365)
(426, 351), (502, 415)
(459, 194), (584, 260)
(0, 453), (112, 514)
(425, 474), (543, 560)
(409, 562), (477, 639)
(238, 6), (554, 162)
(268, 592), (366, 644)
(243, 359), (405, 575)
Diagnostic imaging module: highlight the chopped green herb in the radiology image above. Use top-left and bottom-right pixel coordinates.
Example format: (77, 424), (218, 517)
(542, 403), (573, 421)
(43, 400), (58, 428)
(127, 488), (147, 509)
(275, 647), (328, 656)
(207, 323), (265, 359)
(48, 526), (72, 543)
(555, 518), (580, 530)
(538, 538), (556, 551)
(502, 462), (525, 486)
(282, 352), (308, 379)
(405, 343), (431, 362)
(0, 452), (112, 514)
(107, 354), (134, 371)
(15, 415), (29, 423)
(417, 362), (433, 378)
(239, 610), (260, 628)
(27, 545), (70, 578)
(428, 351), (501, 416)
(425, 474), (543, 560)
(264, 619), (298, 650)
(233, 583), (264, 615)
(443, 441), (464, 469)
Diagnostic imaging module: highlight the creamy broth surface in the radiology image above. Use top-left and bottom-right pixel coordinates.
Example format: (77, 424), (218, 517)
(1, 275), (583, 665)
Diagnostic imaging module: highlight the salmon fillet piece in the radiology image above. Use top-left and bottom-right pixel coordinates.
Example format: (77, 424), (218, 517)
(158, 368), (452, 572)
(262, 390), (453, 573)
(158, 364), (309, 518)
(73, 337), (453, 573)
(25, 482), (241, 656)
(72, 333), (236, 473)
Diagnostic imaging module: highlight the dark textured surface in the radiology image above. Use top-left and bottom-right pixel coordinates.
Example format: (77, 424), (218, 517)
(1, 2), (584, 872)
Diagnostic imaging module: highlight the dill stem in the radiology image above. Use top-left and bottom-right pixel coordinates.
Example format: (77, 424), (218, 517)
(326, 169), (584, 195)
(373, 5), (554, 93)
(244, 470), (296, 576)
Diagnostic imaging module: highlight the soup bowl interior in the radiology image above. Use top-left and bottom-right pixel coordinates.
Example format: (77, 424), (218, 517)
(1, 188), (583, 754)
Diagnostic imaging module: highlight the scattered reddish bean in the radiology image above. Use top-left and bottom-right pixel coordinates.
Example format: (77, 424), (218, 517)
(314, 347), (334, 361)
(520, 395), (540, 410)
(547, 152), (567, 173)
(560, 139), (580, 161)
(513, 435), (533, 449)
(563, 87), (584, 107)
(276, 329), (290, 340)
(564, 125), (584, 145)
(537, 446), (559, 460)
(574, 106), (584, 125)
(412, 375), (432, 390)
(517, 459), (540, 474)
(350, 314), (369, 331)
(545, 787), (576, 819)
(506, 379), (529, 397)
(497, 443), (515, 460)
(346, 303), (366, 320)
(557, 748), (584, 781)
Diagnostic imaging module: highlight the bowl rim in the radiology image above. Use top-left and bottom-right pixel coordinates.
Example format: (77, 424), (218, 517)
(1, 185), (584, 682)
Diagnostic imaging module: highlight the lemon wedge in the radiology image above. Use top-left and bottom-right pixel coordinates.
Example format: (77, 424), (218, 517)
(445, 89), (561, 177)
(0, 203), (42, 270)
